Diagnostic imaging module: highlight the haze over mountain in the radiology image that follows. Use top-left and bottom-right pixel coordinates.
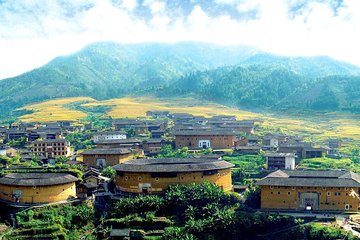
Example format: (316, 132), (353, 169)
(1, 41), (360, 118)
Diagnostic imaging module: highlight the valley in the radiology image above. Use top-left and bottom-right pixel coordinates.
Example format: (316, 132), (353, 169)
(16, 96), (360, 143)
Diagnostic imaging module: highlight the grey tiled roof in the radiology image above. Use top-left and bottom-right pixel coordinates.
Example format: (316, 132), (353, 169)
(174, 130), (236, 136)
(257, 169), (360, 187)
(0, 173), (78, 186)
(96, 139), (142, 144)
(81, 148), (132, 155)
(114, 158), (234, 173)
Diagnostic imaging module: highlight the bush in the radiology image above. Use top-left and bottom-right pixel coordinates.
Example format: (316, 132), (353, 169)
(111, 195), (165, 218)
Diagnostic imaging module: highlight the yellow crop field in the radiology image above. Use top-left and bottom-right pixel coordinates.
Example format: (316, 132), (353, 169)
(18, 97), (96, 122)
(16, 96), (360, 142)
(81, 97), (261, 119)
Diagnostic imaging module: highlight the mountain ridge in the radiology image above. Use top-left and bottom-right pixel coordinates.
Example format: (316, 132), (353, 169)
(1, 41), (360, 119)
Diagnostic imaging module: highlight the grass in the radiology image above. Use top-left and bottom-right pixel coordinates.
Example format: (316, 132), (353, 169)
(298, 157), (360, 172)
(16, 96), (360, 143)
(18, 97), (96, 122)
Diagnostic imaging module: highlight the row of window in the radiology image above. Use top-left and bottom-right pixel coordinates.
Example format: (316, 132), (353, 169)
(124, 173), (223, 181)
(270, 191), (348, 196)
(270, 186), (350, 190)
(178, 137), (229, 140)
(34, 143), (65, 147)
(34, 148), (66, 151)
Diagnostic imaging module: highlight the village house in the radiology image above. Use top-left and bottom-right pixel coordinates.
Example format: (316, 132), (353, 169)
(210, 115), (237, 121)
(28, 129), (63, 141)
(173, 130), (236, 150)
(93, 131), (127, 143)
(257, 169), (360, 211)
(96, 138), (142, 150)
(247, 136), (259, 145)
(262, 135), (280, 149)
(169, 113), (195, 123)
(233, 145), (262, 155)
(328, 139), (341, 149)
(146, 110), (170, 118)
(218, 122), (255, 135)
(278, 143), (309, 159)
(0, 172), (78, 204)
(150, 129), (166, 138)
(81, 148), (134, 169)
(142, 139), (172, 155)
(112, 119), (167, 135)
(265, 152), (296, 170)
(114, 158), (234, 194)
(302, 146), (329, 158)
(31, 139), (71, 159)
(77, 168), (110, 198)
(5, 130), (27, 142)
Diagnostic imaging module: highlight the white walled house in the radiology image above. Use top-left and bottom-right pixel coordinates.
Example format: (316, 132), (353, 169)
(93, 131), (127, 143)
(265, 152), (296, 170)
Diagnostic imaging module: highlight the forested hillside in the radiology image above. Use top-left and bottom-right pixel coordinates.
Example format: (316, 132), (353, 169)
(168, 65), (360, 112)
(1, 41), (360, 119)
(0, 42), (257, 117)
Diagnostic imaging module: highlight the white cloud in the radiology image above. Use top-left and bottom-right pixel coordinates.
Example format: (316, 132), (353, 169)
(0, 0), (360, 79)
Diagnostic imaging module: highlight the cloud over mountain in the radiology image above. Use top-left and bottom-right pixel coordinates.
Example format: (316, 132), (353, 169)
(0, 0), (359, 80)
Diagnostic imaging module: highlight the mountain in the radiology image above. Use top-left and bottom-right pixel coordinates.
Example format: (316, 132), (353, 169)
(168, 65), (360, 112)
(0, 42), (258, 117)
(242, 53), (360, 78)
(1, 41), (360, 119)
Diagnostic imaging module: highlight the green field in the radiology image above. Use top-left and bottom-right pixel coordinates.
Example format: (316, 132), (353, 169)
(16, 96), (360, 143)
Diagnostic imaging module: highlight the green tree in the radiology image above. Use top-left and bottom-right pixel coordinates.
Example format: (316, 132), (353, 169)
(101, 166), (116, 180)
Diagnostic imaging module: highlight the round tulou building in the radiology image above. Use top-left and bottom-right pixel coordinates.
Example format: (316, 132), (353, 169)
(113, 157), (234, 194)
(0, 172), (78, 204)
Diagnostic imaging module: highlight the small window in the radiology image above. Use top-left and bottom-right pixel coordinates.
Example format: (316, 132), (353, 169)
(345, 187), (349, 191)
(278, 192), (280, 195)
(270, 186), (274, 189)
(217, 173), (221, 177)
(155, 177), (159, 181)
(345, 204), (350, 210)
(125, 176), (129, 181)
(327, 192), (331, 196)
(138, 176), (142, 181)
(291, 186), (295, 190)
(270, 192), (273, 194)
(288, 192), (291, 195)
(323, 187), (326, 190)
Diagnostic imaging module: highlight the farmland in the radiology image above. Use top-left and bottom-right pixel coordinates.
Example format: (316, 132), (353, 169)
(16, 96), (360, 143)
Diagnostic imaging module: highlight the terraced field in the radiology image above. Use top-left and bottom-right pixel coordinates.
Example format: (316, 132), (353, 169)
(17, 96), (360, 143)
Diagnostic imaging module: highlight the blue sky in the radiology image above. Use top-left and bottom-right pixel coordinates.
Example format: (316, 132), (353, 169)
(0, 0), (359, 79)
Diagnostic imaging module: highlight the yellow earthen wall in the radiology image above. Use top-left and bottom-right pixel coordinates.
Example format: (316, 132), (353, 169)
(0, 182), (76, 204)
(260, 185), (359, 211)
(83, 153), (133, 167)
(116, 168), (232, 193)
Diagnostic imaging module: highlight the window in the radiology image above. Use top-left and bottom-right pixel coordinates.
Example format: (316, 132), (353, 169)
(292, 186), (295, 190)
(345, 204), (350, 210)
(327, 192), (331, 196)
(278, 192), (280, 195)
(155, 177), (159, 181)
(125, 176), (129, 181)
(138, 176), (142, 181)
(288, 192), (291, 195)
(334, 192), (341, 196)
(270, 186), (274, 189)
(270, 192), (273, 194)
(345, 187), (349, 191)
